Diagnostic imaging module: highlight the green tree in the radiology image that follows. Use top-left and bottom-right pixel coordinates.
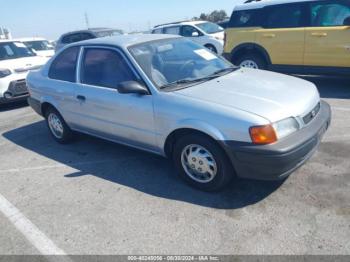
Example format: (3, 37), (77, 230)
(193, 10), (228, 23)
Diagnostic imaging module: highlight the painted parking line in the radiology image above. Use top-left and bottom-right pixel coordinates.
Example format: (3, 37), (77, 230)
(0, 159), (116, 174)
(332, 107), (350, 112)
(0, 193), (66, 255)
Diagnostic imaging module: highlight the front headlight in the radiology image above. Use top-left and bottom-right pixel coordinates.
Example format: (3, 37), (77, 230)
(273, 118), (300, 140)
(250, 118), (299, 145)
(0, 69), (11, 78)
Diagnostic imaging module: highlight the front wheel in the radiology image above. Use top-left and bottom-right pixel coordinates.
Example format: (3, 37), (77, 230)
(236, 54), (266, 70)
(173, 134), (234, 191)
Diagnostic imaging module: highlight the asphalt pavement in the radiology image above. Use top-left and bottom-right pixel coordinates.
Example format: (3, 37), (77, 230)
(0, 76), (349, 255)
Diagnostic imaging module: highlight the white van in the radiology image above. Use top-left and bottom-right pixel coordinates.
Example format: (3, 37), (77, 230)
(18, 37), (55, 58)
(152, 21), (224, 54)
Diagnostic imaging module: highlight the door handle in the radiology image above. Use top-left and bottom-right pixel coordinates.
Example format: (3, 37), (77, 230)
(311, 32), (327, 37)
(76, 95), (86, 102)
(263, 33), (276, 38)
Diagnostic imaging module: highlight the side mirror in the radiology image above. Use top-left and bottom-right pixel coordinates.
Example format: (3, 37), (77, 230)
(344, 16), (350, 26)
(192, 32), (199, 37)
(117, 81), (149, 95)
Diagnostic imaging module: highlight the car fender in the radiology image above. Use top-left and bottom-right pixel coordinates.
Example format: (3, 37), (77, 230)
(160, 118), (226, 155)
(231, 43), (271, 64)
(39, 95), (61, 115)
(204, 39), (224, 54)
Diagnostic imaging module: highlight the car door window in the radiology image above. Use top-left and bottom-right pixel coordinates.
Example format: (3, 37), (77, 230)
(229, 9), (262, 28)
(311, 1), (350, 27)
(163, 26), (180, 35)
(81, 48), (137, 89)
(265, 4), (303, 28)
(48, 46), (80, 82)
(181, 26), (201, 37)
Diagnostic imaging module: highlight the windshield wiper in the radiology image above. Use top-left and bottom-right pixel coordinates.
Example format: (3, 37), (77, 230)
(160, 67), (238, 90)
(160, 78), (214, 89)
(211, 67), (238, 76)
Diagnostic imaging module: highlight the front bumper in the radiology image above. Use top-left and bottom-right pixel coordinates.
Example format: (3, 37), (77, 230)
(0, 79), (29, 104)
(222, 100), (332, 181)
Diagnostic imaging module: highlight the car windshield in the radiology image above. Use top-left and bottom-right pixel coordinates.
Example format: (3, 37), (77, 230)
(129, 38), (235, 90)
(0, 41), (36, 61)
(24, 40), (54, 51)
(195, 22), (224, 34)
(95, 30), (122, 38)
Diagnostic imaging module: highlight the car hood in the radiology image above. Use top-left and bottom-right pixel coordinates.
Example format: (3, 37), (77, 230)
(174, 68), (320, 123)
(210, 31), (224, 40)
(0, 56), (49, 73)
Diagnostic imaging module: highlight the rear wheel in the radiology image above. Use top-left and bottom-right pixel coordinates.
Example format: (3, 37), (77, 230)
(236, 54), (266, 70)
(205, 44), (217, 54)
(45, 107), (74, 144)
(173, 134), (234, 191)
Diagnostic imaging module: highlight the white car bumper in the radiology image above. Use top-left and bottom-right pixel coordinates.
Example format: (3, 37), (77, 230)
(0, 72), (29, 103)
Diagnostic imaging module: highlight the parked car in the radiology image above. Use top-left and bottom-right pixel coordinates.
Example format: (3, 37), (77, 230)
(217, 19), (230, 29)
(18, 37), (55, 58)
(27, 35), (331, 191)
(0, 40), (49, 104)
(224, 0), (350, 75)
(55, 28), (123, 52)
(152, 21), (224, 54)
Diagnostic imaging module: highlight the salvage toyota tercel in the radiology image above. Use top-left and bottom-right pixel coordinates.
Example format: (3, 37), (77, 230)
(27, 34), (331, 191)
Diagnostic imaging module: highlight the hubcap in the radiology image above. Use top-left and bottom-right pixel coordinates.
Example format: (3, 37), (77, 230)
(48, 113), (64, 139)
(207, 46), (216, 53)
(181, 144), (218, 183)
(239, 59), (259, 69)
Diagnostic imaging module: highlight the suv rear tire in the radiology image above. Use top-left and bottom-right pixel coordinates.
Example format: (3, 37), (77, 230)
(173, 134), (234, 191)
(236, 54), (266, 70)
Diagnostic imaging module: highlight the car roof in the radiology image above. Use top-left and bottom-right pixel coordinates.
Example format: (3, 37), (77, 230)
(153, 20), (208, 29)
(70, 34), (179, 49)
(235, 0), (317, 10)
(0, 39), (21, 43)
(59, 28), (119, 38)
(14, 37), (47, 42)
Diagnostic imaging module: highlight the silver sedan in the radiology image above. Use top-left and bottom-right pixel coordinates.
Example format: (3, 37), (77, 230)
(27, 34), (331, 191)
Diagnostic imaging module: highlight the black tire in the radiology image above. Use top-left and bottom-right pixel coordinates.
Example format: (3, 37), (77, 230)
(205, 44), (217, 54)
(45, 106), (74, 144)
(173, 134), (234, 192)
(235, 53), (266, 70)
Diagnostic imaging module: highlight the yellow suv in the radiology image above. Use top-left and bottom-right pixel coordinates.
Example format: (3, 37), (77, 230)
(224, 0), (350, 75)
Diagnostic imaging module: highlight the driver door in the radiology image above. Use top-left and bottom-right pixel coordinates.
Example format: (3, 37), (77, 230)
(74, 47), (157, 151)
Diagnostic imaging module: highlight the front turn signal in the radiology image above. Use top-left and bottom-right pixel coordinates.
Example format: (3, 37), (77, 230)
(249, 125), (277, 145)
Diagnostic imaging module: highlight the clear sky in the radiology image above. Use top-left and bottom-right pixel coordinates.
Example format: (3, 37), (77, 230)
(1, 0), (243, 40)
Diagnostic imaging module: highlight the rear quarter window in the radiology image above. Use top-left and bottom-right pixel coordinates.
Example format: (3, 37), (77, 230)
(163, 26), (181, 35)
(228, 9), (262, 28)
(152, 28), (163, 34)
(48, 46), (80, 82)
(264, 4), (304, 28)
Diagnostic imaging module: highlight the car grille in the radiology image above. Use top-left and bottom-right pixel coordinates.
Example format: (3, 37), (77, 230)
(303, 103), (321, 125)
(8, 79), (28, 96)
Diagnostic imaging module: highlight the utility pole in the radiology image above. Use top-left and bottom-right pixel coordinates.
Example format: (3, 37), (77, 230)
(84, 12), (90, 29)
